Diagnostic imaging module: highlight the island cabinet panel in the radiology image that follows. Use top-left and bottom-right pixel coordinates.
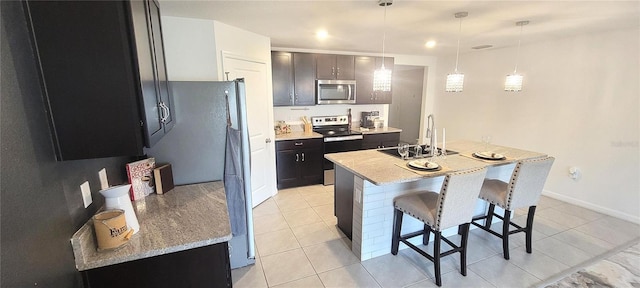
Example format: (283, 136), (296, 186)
(334, 165), (354, 239)
(82, 243), (231, 288)
(355, 56), (394, 104)
(361, 132), (400, 149)
(25, 0), (174, 160)
(316, 54), (355, 80)
(271, 52), (316, 106)
(276, 139), (323, 189)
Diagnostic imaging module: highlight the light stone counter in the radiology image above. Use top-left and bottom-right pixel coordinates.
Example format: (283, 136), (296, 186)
(326, 140), (548, 261)
(352, 126), (402, 134)
(325, 139), (547, 185)
(70, 181), (231, 271)
(275, 131), (323, 141)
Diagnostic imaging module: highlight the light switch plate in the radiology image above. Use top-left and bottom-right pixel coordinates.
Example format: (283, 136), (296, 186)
(98, 168), (108, 190)
(81, 181), (92, 208)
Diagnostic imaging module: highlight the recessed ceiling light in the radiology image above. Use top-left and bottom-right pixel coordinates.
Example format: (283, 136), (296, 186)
(425, 40), (436, 48)
(316, 30), (328, 40)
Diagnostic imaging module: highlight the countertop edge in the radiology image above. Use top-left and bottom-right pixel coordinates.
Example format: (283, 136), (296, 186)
(275, 131), (323, 141)
(75, 233), (233, 271)
(352, 127), (402, 134)
(71, 181), (232, 271)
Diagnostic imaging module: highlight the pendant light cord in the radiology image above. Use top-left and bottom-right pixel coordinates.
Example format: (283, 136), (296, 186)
(513, 24), (523, 74)
(381, 3), (387, 69)
(454, 16), (462, 73)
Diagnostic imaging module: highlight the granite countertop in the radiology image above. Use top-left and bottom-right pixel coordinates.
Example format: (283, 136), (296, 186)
(70, 181), (232, 271)
(324, 140), (547, 186)
(275, 131), (323, 141)
(352, 126), (402, 134)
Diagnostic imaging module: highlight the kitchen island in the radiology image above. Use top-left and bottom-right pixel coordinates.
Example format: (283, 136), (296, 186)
(325, 140), (547, 261)
(71, 181), (233, 287)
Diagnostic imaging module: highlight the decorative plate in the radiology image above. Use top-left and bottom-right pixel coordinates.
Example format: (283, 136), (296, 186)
(407, 159), (441, 171)
(473, 151), (506, 160)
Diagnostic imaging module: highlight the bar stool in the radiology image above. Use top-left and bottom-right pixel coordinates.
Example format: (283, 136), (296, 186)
(471, 156), (555, 260)
(391, 167), (487, 287)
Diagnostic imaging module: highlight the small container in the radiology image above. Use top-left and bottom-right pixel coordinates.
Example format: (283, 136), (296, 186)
(93, 209), (132, 251)
(304, 123), (313, 134)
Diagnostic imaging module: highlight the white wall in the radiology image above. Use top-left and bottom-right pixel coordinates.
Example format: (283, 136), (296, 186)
(435, 27), (640, 222)
(161, 16), (278, 200)
(161, 16), (217, 81)
(212, 21), (273, 81)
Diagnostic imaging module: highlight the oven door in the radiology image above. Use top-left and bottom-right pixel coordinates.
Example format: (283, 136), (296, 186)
(323, 135), (363, 185)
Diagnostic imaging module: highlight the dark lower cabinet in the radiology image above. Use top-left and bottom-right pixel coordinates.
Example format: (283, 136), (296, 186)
(361, 132), (400, 149)
(82, 243), (231, 288)
(276, 138), (323, 189)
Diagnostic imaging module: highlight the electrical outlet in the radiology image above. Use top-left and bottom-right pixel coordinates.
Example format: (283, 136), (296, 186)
(81, 181), (92, 208)
(98, 168), (109, 190)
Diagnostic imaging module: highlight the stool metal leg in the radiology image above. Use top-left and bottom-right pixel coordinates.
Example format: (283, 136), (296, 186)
(502, 209), (512, 260)
(423, 224), (431, 245)
(391, 209), (403, 255)
(485, 204), (496, 229)
(434, 232), (442, 286)
(526, 206), (536, 254)
(460, 223), (470, 276)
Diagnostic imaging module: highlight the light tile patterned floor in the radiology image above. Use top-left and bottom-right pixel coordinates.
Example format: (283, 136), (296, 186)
(232, 184), (640, 288)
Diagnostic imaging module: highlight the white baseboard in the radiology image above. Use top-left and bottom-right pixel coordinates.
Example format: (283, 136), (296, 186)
(542, 190), (640, 224)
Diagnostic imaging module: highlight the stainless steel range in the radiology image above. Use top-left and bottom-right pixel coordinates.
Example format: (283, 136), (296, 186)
(311, 115), (363, 185)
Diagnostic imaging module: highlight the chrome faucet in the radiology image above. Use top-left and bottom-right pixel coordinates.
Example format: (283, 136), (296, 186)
(426, 114), (436, 156)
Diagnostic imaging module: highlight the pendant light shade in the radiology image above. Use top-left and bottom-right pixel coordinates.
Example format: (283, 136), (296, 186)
(445, 73), (464, 92)
(373, 67), (392, 91)
(504, 74), (523, 91)
(373, 0), (392, 92)
(445, 12), (468, 92)
(505, 20), (529, 92)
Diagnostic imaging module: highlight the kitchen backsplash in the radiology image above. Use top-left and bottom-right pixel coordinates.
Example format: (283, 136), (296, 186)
(274, 104), (388, 128)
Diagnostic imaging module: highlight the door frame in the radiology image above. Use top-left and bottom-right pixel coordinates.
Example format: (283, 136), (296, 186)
(221, 51), (277, 207)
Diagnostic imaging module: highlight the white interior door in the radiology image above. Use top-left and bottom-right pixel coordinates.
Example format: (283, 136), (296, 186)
(222, 53), (276, 208)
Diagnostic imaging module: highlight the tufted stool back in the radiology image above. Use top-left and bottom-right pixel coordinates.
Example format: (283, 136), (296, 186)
(436, 167), (488, 230)
(479, 157), (555, 211)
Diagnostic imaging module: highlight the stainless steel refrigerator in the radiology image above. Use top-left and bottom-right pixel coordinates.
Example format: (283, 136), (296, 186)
(146, 80), (255, 269)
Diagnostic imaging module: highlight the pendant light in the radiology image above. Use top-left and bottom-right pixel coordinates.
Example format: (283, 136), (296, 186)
(445, 12), (468, 92)
(373, 0), (392, 92)
(505, 20), (529, 92)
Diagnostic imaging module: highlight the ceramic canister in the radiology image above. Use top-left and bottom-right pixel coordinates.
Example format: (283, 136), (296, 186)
(99, 184), (140, 234)
(93, 209), (131, 251)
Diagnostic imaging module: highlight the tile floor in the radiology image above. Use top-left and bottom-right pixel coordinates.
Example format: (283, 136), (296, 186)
(232, 184), (640, 288)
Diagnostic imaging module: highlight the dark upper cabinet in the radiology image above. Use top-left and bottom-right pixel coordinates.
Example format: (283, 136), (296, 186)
(316, 54), (355, 80)
(271, 52), (316, 106)
(271, 52), (294, 106)
(355, 56), (394, 104)
(25, 0), (173, 160)
(293, 53), (316, 105)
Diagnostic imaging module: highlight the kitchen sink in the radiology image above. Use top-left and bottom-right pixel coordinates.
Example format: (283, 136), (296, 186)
(378, 145), (458, 160)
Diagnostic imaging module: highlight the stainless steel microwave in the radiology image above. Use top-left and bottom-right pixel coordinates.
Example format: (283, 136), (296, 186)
(316, 80), (356, 105)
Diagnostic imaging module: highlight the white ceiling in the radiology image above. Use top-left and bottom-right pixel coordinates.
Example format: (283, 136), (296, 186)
(160, 0), (640, 57)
